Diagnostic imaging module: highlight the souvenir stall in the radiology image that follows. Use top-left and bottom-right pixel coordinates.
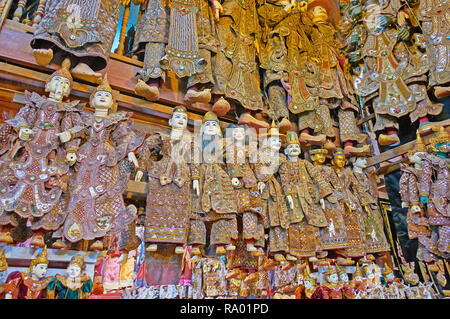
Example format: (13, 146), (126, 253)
(0, 0), (448, 300)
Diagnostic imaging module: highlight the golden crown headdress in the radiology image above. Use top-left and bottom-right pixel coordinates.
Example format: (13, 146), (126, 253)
(173, 105), (187, 115)
(265, 120), (285, 138)
(0, 249), (7, 272)
(336, 264), (346, 276)
(202, 111), (219, 123)
(354, 263), (362, 277)
(415, 131), (427, 153)
(383, 262), (393, 275)
(326, 262), (337, 276)
(90, 73), (116, 110)
(285, 131), (300, 145)
(47, 58), (73, 86)
(69, 255), (86, 272)
(333, 147), (346, 158)
(303, 266), (314, 284)
(310, 144), (328, 156)
(29, 245), (49, 272)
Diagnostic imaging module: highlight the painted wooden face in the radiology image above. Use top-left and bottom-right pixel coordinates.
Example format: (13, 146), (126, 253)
(67, 264), (81, 279)
(203, 120), (220, 136)
(46, 76), (71, 101)
(92, 90), (113, 109)
(333, 155), (346, 169)
(31, 263), (48, 279)
(170, 111), (188, 130)
(312, 152), (326, 165)
(285, 143), (301, 157)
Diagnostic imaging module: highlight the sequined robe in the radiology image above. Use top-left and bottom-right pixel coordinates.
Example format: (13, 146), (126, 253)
(352, 170), (390, 253)
(332, 167), (365, 257)
(314, 165), (349, 250)
(188, 140), (238, 246)
(31, 0), (121, 71)
(418, 153), (450, 255)
(399, 163), (430, 239)
(354, 1), (418, 132)
(62, 112), (144, 242)
(158, 0), (219, 88)
(257, 4), (318, 120)
(226, 144), (263, 242)
(139, 131), (192, 245)
(0, 92), (83, 224)
(4, 271), (52, 299)
(279, 158), (332, 257)
(213, 0), (263, 110)
(252, 150), (288, 253)
(418, 0), (450, 87)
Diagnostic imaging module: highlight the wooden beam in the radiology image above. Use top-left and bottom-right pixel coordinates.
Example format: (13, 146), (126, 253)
(366, 123), (450, 168)
(0, 21), (236, 119)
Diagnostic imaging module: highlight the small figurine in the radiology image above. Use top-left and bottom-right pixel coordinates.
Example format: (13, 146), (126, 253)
(4, 246), (51, 299)
(418, 127), (450, 257)
(310, 145), (349, 255)
(47, 254), (93, 299)
(400, 132), (430, 240)
(350, 156), (391, 254)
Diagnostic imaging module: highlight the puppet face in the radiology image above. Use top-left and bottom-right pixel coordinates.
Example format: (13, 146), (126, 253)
(31, 263), (48, 279)
(169, 111), (188, 130)
(232, 128), (246, 143)
(46, 76), (71, 102)
(311, 6), (329, 22)
(312, 153), (326, 165)
(203, 120), (220, 136)
(354, 157), (367, 168)
(339, 273), (350, 283)
(92, 90), (113, 110)
(333, 155), (346, 169)
(267, 136), (281, 152)
(285, 143), (301, 157)
(67, 264), (81, 280)
(328, 273), (339, 285)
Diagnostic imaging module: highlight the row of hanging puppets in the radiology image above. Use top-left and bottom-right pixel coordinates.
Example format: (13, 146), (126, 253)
(0, 61), (391, 260)
(0, 244), (443, 299)
(0, 62), (447, 292)
(23, 0), (448, 152)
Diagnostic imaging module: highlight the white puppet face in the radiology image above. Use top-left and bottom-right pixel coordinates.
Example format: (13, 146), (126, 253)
(285, 143), (301, 157)
(169, 111), (188, 130)
(46, 76), (71, 101)
(203, 120), (220, 136)
(67, 264), (81, 280)
(31, 263), (48, 279)
(92, 90), (113, 110)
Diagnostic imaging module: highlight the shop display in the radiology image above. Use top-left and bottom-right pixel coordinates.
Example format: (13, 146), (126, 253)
(0, 0), (447, 301)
